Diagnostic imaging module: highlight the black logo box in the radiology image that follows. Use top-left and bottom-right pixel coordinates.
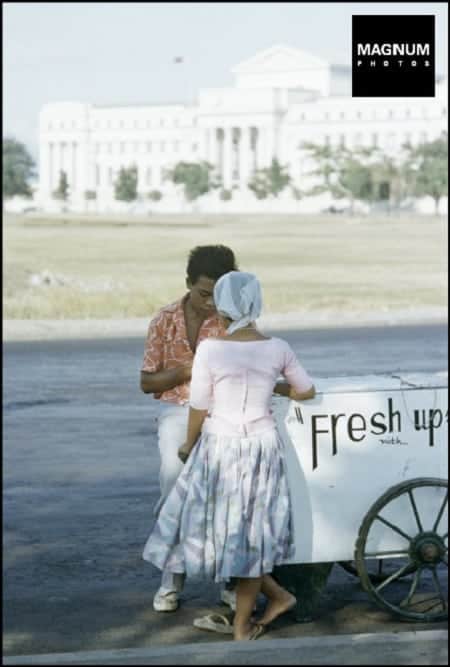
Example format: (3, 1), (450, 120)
(352, 15), (435, 97)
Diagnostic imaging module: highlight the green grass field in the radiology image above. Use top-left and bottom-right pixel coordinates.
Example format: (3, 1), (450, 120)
(3, 212), (448, 319)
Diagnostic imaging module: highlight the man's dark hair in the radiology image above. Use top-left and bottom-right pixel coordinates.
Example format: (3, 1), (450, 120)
(186, 245), (238, 284)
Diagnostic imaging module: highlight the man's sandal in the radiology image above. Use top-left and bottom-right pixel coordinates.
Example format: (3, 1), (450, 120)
(193, 613), (234, 634)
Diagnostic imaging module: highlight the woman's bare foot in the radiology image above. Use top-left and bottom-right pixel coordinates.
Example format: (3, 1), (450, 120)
(233, 621), (254, 640)
(257, 591), (297, 627)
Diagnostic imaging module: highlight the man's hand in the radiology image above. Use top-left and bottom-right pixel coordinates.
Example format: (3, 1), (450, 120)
(140, 362), (193, 394)
(178, 443), (192, 464)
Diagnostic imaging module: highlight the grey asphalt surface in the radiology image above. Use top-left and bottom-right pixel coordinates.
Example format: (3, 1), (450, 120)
(3, 323), (448, 658)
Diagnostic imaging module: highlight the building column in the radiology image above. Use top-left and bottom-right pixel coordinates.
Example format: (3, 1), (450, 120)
(231, 128), (240, 187)
(222, 127), (233, 190)
(240, 127), (252, 189)
(260, 126), (273, 168)
(66, 142), (73, 198)
(71, 142), (77, 194)
(39, 141), (51, 196)
(205, 128), (214, 169)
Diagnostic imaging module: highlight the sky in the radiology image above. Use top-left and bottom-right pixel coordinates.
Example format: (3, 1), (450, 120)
(4, 2), (448, 158)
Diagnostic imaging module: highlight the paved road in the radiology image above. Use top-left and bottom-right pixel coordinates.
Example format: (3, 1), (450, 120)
(3, 324), (448, 657)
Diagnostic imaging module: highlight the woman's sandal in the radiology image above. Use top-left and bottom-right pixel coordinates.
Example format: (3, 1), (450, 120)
(248, 623), (266, 640)
(193, 613), (234, 634)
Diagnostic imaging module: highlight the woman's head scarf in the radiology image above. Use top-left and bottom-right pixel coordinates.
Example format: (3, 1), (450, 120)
(213, 271), (262, 335)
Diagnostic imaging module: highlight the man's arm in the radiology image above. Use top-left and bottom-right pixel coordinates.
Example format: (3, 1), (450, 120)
(273, 381), (316, 401)
(140, 363), (192, 394)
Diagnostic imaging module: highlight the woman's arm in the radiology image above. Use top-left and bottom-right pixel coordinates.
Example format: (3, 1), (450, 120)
(178, 407), (208, 462)
(274, 381), (316, 401)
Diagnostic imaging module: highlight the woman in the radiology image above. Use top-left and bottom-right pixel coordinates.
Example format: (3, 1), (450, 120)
(143, 271), (316, 640)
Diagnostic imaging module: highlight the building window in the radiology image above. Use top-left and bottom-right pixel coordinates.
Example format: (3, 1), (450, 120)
(174, 118), (179, 127)
(160, 142), (165, 152)
(356, 111), (362, 119)
(388, 110), (394, 119)
(354, 133), (362, 146)
(340, 111), (345, 120)
(300, 113), (306, 121)
(324, 112), (329, 121)
(48, 121), (53, 130)
(160, 118), (164, 127)
(174, 141), (179, 152)
(404, 133), (411, 146)
(134, 120), (139, 129)
(192, 143), (198, 152)
(95, 143), (100, 154)
(96, 165), (100, 186)
(147, 142), (152, 152)
(405, 109), (411, 119)
(146, 167), (152, 187)
(324, 135), (330, 146)
(133, 142), (139, 152)
(108, 167), (113, 185)
(372, 133), (378, 147)
(339, 134), (345, 147)
(120, 121), (125, 129)
(422, 108), (428, 119)
(420, 132), (427, 143)
(120, 142), (125, 154)
(443, 107), (447, 116)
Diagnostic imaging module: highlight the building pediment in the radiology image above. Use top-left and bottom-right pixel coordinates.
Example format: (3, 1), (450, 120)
(232, 44), (329, 75)
(231, 44), (330, 95)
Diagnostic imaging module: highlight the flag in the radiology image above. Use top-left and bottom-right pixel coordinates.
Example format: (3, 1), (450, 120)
(173, 57), (184, 64)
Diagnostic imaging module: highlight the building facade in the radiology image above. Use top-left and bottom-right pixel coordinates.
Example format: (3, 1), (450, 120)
(37, 45), (448, 214)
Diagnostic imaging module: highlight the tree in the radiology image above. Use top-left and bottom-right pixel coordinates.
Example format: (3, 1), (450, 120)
(53, 170), (69, 201)
(248, 158), (291, 200)
(301, 143), (375, 213)
(114, 165), (138, 202)
(167, 161), (217, 201)
(406, 134), (448, 215)
(148, 190), (162, 201)
(3, 137), (36, 198)
(219, 189), (232, 201)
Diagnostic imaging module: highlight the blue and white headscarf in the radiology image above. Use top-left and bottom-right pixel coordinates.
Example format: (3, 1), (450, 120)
(213, 271), (263, 335)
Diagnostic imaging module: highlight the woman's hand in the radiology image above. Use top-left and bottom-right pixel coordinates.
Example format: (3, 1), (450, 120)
(178, 443), (192, 463)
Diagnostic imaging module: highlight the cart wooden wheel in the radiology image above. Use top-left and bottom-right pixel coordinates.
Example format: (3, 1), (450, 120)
(354, 477), (448, 621)
(338, 558), (416, 583)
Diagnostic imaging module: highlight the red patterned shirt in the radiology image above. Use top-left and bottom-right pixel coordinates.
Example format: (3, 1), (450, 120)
(141, 294), (226, 405)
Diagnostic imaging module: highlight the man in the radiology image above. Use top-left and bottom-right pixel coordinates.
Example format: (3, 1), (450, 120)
(141, 245), (238, 612)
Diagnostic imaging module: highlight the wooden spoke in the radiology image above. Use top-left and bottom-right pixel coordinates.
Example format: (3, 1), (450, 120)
(432, 492), (448, 533)
(375, 562), (416, 593)
(431, 568), (448, 610)
(375, 514), (412, 542)
(400, 567), (422, 607)
(407, 489), (423, 533)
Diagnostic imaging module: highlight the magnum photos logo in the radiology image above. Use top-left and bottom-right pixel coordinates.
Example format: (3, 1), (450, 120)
(352, 15), (435, 97)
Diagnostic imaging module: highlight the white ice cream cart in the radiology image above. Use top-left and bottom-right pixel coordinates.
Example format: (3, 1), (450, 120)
(272, 371), (448, 622)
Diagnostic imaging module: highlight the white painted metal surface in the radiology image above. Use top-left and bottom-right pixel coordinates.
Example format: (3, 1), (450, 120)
(272, 372), (448, 564)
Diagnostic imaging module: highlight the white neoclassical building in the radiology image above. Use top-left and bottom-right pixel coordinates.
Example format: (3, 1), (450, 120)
(37, 45), (448, 214)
